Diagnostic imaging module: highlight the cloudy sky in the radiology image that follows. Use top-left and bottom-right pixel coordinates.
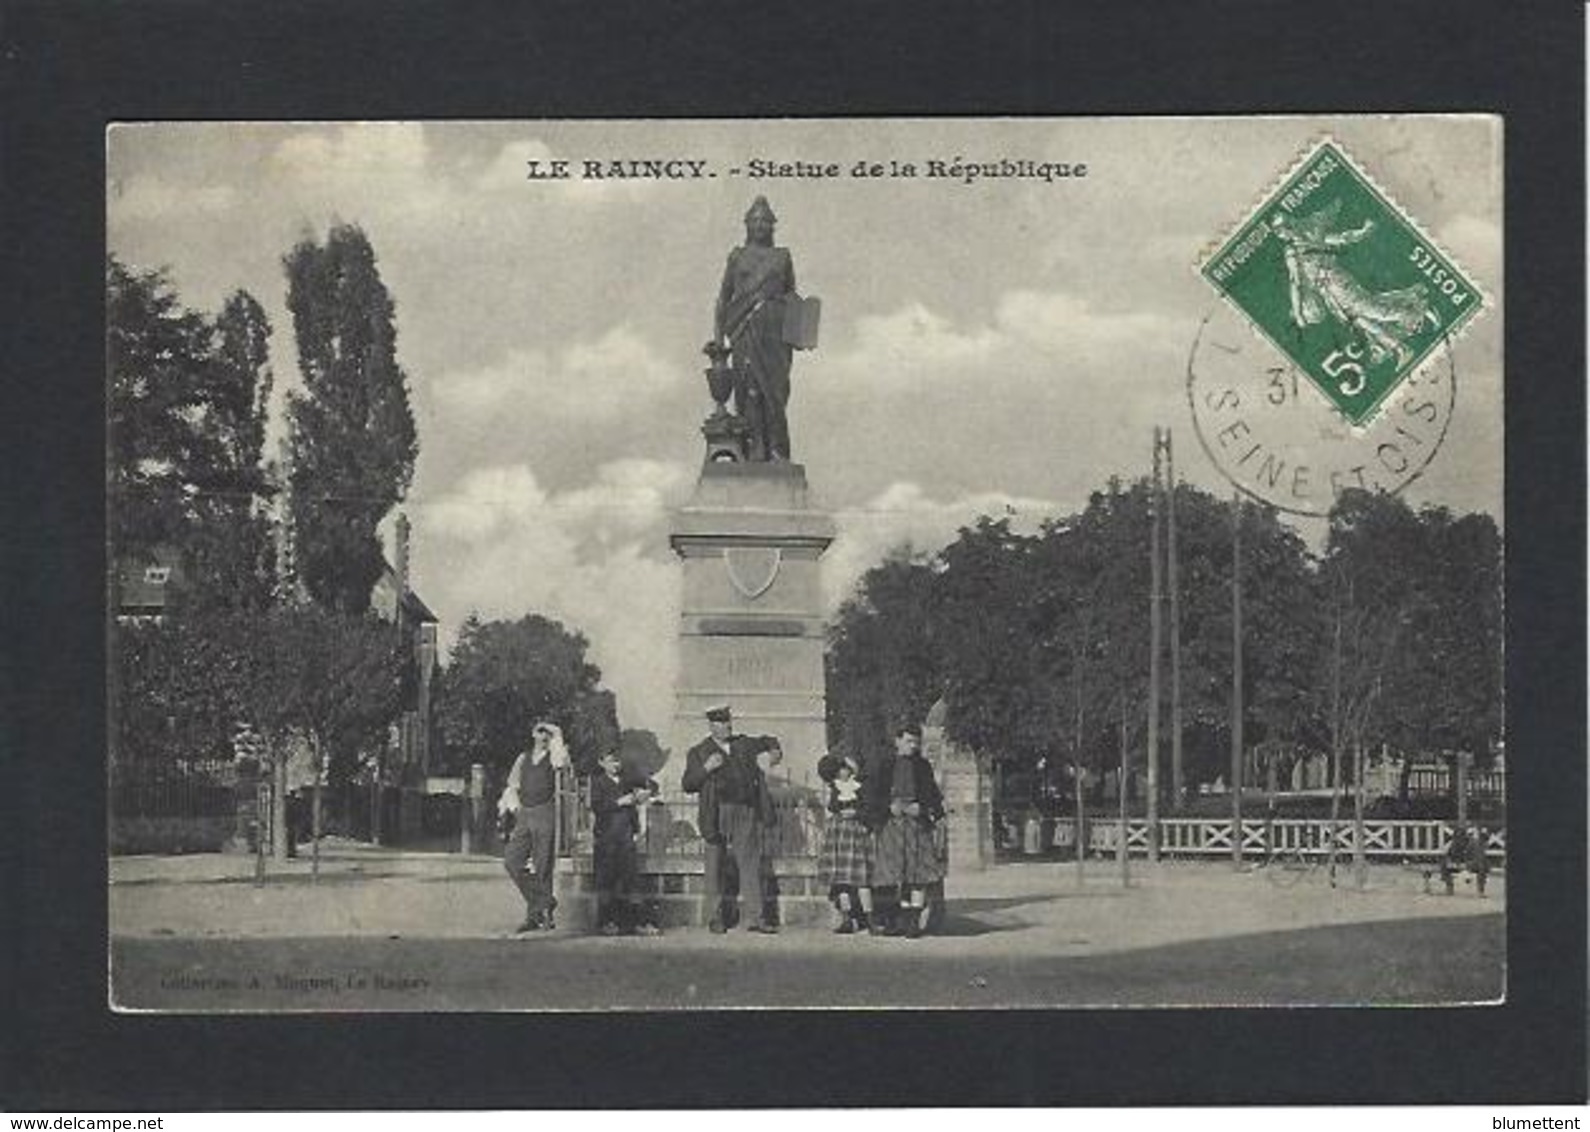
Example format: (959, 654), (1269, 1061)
(107, 117), (1503, 735)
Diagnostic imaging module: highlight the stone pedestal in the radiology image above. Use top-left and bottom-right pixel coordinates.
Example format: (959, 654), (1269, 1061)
(554, 853), (833, 931)
(666, 461), (836, 791)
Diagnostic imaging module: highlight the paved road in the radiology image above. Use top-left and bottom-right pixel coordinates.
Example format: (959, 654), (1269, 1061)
(109, 844), (1502, 1010)
(111, 915), (1501, 1010)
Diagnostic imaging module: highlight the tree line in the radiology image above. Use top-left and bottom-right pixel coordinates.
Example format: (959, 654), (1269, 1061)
(825, 478), (1502, 796)
(112, 225), (1502, 819)
(109, 228), (619, 811)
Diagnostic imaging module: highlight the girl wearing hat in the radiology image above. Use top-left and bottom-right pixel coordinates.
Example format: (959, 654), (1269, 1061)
(815, 753), (874, 934)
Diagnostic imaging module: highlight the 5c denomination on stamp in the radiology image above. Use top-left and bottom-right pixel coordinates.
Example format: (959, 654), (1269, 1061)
(1187, 303), (1455, 517)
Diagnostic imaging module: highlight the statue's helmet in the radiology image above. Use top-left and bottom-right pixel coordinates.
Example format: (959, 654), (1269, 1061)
(744, 196), (777, 225)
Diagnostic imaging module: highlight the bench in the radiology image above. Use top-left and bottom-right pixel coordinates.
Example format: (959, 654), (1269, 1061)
(1420, 828), (1490, 896)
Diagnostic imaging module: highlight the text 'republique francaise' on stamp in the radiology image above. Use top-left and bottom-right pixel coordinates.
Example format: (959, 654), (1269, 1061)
(1188, 136), (1489, 516)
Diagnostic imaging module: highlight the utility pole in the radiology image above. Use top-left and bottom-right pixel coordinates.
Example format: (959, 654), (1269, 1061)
(1146, 429), (1163, 863)
(1353, 737), (1368, 889)
(1230, 492), (1244, 869)
(1326, 583), (1346, 886)
(311, 731), (323, 882)
(1118, 686), (1131, 888)
(1072, 631), (1087, 887)
(1166, 429), (1184, 814)
(1073, 762), (1087, 888)
(378, 512), (412, 847)
(1456, 750), (1472, 827)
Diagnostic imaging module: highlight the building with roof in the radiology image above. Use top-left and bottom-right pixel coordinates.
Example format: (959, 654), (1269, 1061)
(112, 545), (186, 622)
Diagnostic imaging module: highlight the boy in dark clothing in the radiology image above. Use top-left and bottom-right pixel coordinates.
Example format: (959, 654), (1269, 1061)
(590, 749), (659, 935)
(865, 722), (946, 938)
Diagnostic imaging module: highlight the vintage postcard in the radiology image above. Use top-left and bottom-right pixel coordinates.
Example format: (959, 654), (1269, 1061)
(106, 116), (1503, 1012)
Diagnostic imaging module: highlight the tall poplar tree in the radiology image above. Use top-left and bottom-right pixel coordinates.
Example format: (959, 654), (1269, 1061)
(189, 289), (278, 609)
(283, 224), (418, 614)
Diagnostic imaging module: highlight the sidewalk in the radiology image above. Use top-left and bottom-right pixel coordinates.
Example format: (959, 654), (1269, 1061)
(110, 838), (1503, 958)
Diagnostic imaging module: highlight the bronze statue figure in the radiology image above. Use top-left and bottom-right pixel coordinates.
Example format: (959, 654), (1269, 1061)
(706, 197), (816, 462)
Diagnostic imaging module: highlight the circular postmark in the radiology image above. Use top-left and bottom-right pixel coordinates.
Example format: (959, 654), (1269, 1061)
(1187, 303), (1455, 517)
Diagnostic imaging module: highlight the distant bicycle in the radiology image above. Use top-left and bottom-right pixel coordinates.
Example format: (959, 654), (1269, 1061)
(1259, 819), (1339, 888)
(1263, 843), (1331, 887)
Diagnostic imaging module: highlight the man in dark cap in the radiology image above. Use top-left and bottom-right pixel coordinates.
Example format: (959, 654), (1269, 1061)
(681, 705), (784, 933)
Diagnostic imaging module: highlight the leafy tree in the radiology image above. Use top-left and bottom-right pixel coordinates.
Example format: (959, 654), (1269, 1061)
(1397, 507), (1502, 760)
(222, 603), (407, 863)
(284, 224), (418, 614)
(1166, 493), (1324, 788)
(111, 608), (252, 767)
(824, 474), (1499, 816)
(108, 256), (278, 608)
(114, 604), (403, 771)
(238, 604), (407, 783)
(108, 257), (225, 557)
(1234, 501), (1323, 750)
(433, 613), (621, 779)
(188, 290), (278, 610)
(618, 729), (669, 778)
(108, 259), (278, 775)
(825, 546), (941, 764)
(209, 290), (275, 485)
(1026, 487), (1152, 780)
(1317, 491), (1502, 767)
(934, 516), (1062, 768)
(824, 478), (1324, 795)
(1027, 484), (1320, 788)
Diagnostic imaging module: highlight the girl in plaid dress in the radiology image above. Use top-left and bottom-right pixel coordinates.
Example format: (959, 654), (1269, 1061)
(816, 754), (875, 934)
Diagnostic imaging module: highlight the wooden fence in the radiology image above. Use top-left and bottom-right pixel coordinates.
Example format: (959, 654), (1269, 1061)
(1082, 817), (1505, 862)
(558, 785), (1502, 866)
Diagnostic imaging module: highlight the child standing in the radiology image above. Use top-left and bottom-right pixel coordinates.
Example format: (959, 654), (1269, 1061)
(865, 723), (946, 938)
(589, 750), (658, 935)
(816, 754), (874, 934)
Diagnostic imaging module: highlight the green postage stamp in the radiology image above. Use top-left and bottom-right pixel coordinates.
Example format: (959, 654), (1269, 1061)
(1199, 138), (1485, 427)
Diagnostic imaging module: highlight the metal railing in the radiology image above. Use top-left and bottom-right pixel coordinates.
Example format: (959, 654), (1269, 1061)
(1404, 764), (1505, 799)
(109, 758), (241, 854)
(557, 780), (825, 859)
(110, 758), (238, 819)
